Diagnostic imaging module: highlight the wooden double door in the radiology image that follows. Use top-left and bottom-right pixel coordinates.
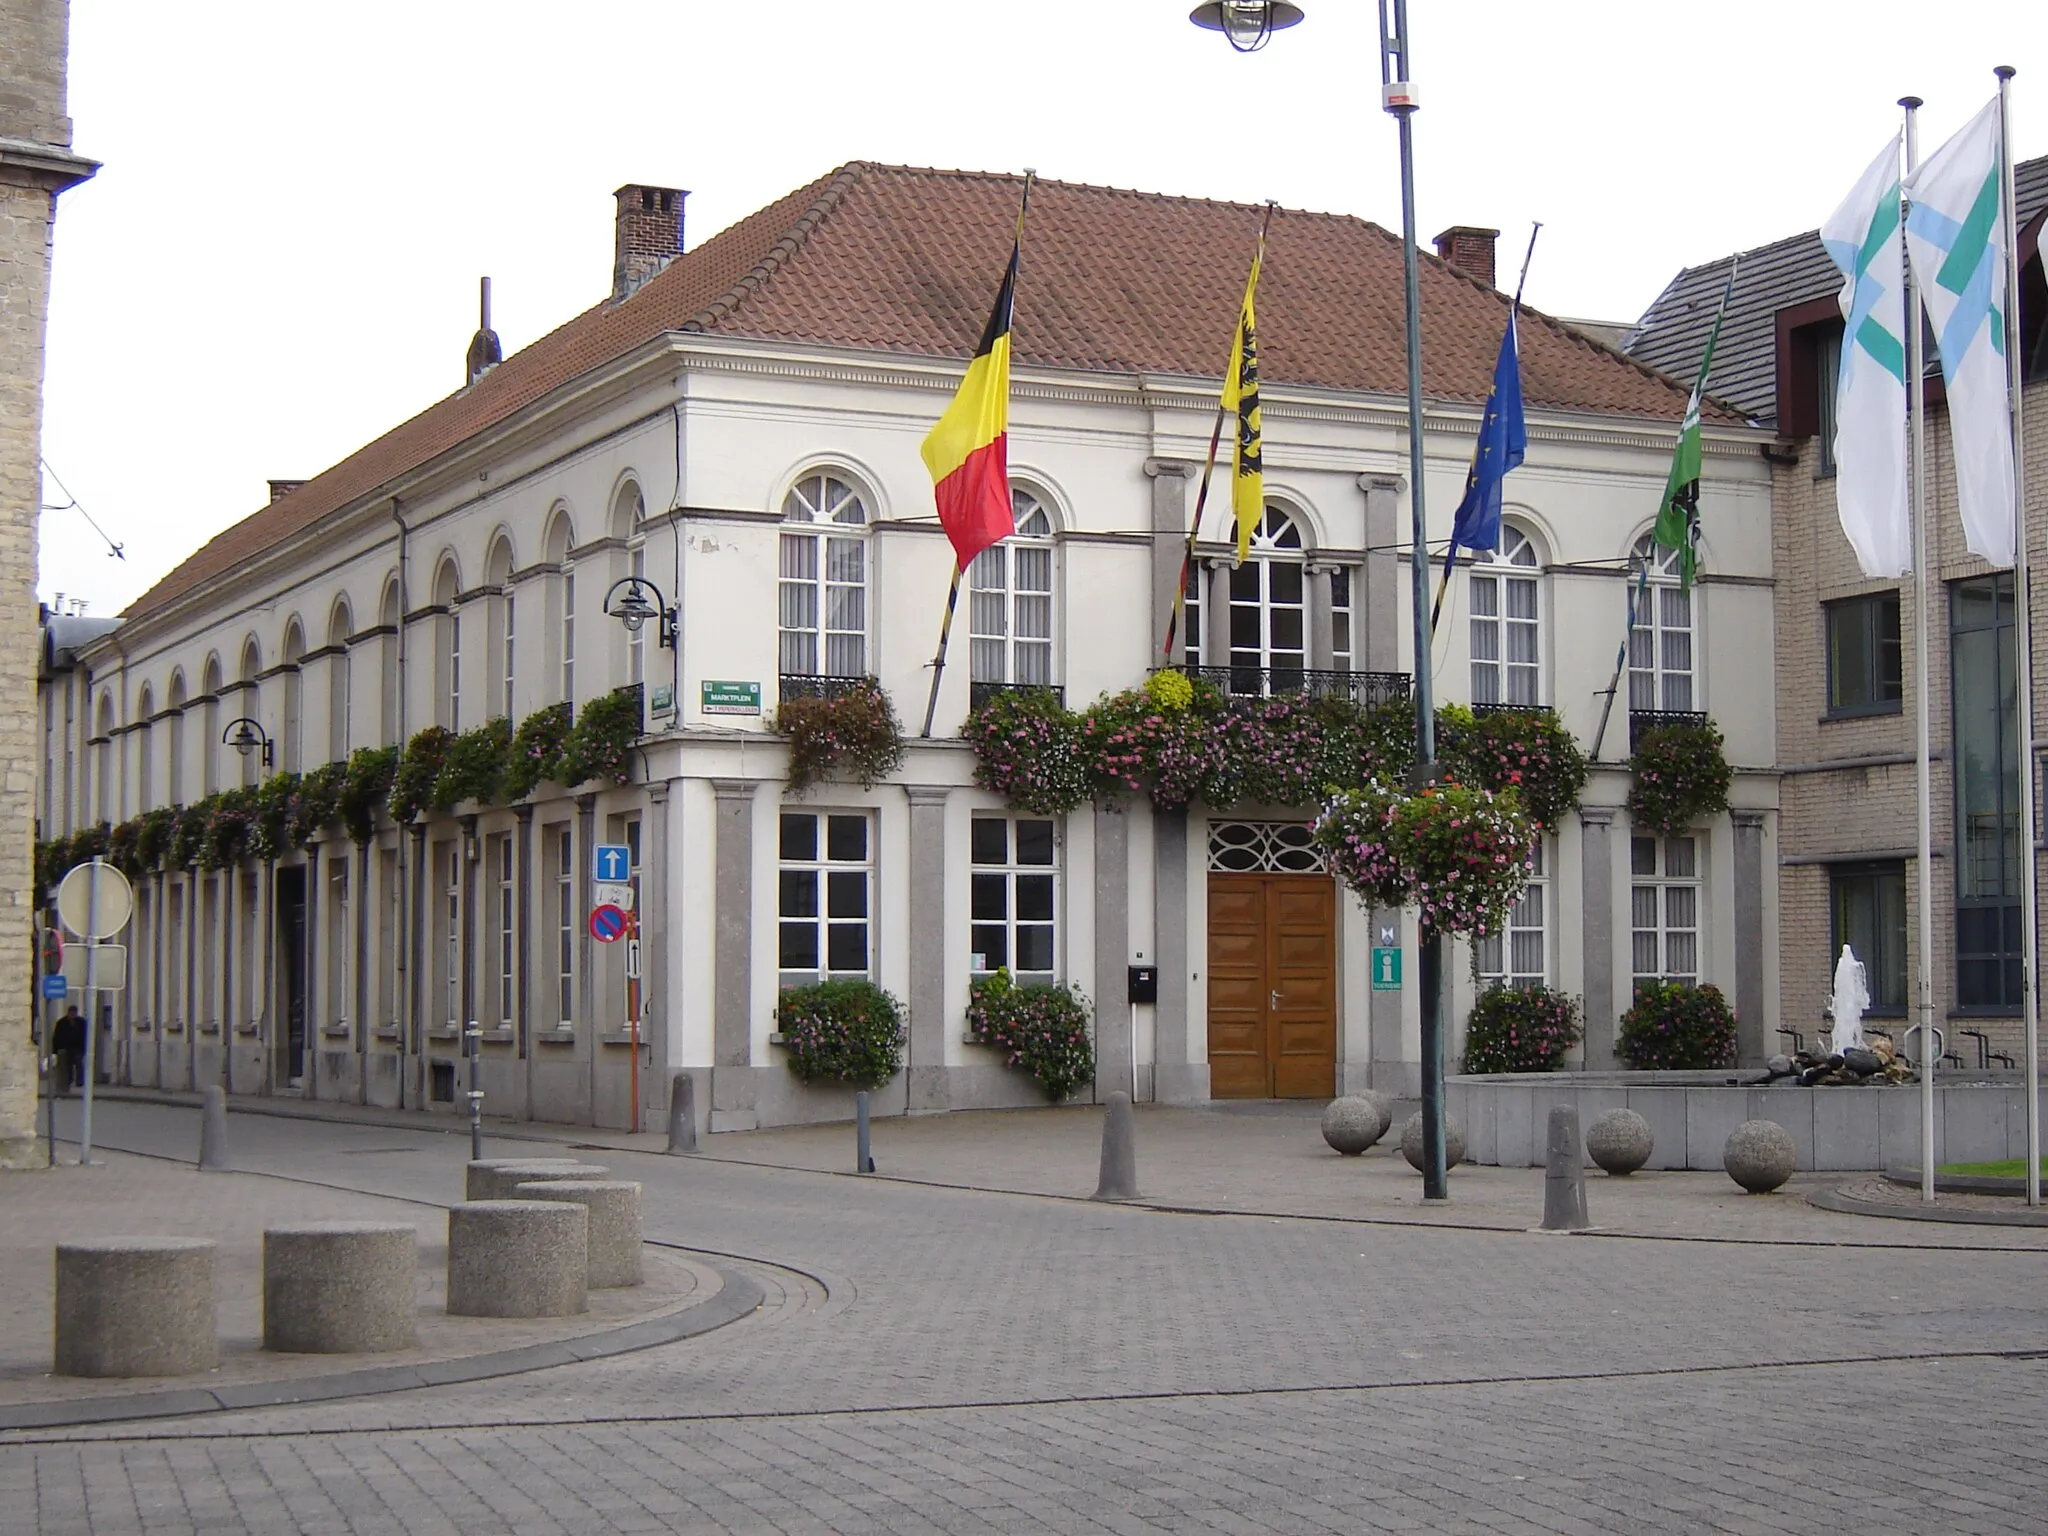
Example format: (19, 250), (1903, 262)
(1207, 874), (1338, 1098)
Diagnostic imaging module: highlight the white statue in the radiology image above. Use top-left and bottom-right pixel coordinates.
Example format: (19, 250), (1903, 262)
(1830, 944), (1869, 1056)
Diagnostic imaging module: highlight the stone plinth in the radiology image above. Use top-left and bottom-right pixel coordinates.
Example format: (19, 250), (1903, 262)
(513, 1180), (643, 1289)
(55, 1237), (217, 1377)
(445, 1201), (587, 1318)
(263, 1222), (417, 1353)
(465, 1159), (609, 1201)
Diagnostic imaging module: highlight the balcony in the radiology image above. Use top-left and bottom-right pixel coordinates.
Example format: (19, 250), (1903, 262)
(1180, 665), (1412, 708)
(1628, 708), (1708, 752)
(969, 680), (1066, 711)
(1471, 700), (1554, 719)
(777, 673), (872, 703)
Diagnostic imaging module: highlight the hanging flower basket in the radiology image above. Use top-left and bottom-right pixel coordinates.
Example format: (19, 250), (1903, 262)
(388, 726), (454, 824)
(775, 979), (906, 1090)
(558, 689), (642, 787)
(1079, 673), (1225, 809)
(1437, 705), (1590, 830)
(1316, 780), (1537, 939)
(966, 968), (1096, 1102)
(338, 747), (399, 842)
(1627, 718), (1732, 838)
(503, 702), (574, 800)
(964, 687), (1090, 815)
(774, 678), (904, 795)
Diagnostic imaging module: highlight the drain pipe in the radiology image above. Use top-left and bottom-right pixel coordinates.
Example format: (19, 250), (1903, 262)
(392, 500), (412, 1108)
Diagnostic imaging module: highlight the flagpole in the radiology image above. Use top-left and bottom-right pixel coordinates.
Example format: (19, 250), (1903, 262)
(1903, 96), (1938, 1205)
(1429, 222), (1541, 639)
(1162, 203), (1277, 662)
(919, 170), (1035, 739)
(1993, 65), (2039, 1205)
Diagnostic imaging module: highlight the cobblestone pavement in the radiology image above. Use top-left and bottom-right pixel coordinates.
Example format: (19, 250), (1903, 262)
(9, 1099), (2048, 1533)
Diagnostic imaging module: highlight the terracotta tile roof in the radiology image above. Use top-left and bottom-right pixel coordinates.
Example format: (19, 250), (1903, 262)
(126, 162), (1710, 624)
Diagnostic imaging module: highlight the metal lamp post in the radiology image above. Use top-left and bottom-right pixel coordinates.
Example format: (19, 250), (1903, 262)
(1191, 0), (1449, 1199)
(602, 576), (678, 650)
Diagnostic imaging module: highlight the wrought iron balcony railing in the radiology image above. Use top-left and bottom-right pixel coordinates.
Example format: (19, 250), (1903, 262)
(1471, 700), (1554, 718)
(1180, 665), (1412, 708)
(777, 673), (872, 703)
(1628, 708), (1709, 752)
(969, 680), (1066, 711)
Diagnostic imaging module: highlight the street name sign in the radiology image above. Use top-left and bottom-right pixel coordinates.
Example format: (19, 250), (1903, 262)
(700, 679), (762, 716)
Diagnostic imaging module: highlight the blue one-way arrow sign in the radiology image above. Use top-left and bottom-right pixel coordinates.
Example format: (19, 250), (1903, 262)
(593, 844), (632, 884)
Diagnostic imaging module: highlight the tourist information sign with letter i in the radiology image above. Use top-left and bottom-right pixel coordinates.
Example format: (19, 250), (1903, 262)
(593, 844), (632, 884)
(1371, 947), (1402, 991)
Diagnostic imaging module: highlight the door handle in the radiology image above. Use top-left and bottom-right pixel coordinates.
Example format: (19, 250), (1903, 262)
(1270, 989), (1282, 1011)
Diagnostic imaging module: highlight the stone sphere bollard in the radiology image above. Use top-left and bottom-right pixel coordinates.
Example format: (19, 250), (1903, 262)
(446, 1201), (588, 1318)
(1723, 1120), (1798, 1193)
(55, 1237), (217, 1378)
(1320, 1094), (1392, 1156)
(263, 1222), (418, 1353)
(1398, 1112), (1466, 1173)
(1585, 1108), (1655, 1176)
(465, 1159), (609, 1201)
(513, 1181), (643, 1289)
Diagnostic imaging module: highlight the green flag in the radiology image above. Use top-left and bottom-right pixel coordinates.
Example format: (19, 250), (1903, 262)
(1652, 262), (1738, 589)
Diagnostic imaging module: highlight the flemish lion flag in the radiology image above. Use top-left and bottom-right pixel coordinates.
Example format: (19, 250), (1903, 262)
(1651, 261), (1736, 590)
(921, 244), (1019, 570)
(1222, 243), (1265, 565)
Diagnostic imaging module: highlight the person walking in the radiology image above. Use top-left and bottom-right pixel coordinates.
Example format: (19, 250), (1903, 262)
(50, 1005), (85, 1096)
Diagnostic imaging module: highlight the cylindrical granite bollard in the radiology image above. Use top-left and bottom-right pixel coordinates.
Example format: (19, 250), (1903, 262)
(446, 1201), (587, 1318)
(1541, 1106), (1590, 1231)
(198, 1085), (231, 1173)
(263, 1222), (418, 1353)
(464, 1159), (608, 1202)
(666, 1074), (698, 1155)
(514, 1180), (643, 1288)
(55, 1237), (217, 1378)
(1092, 1091), (1140, 1201)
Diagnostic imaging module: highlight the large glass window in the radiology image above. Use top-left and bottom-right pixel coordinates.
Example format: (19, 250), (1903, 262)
(1951, 574), (2021, 1009)
(1477, 840), (1547, 988)
(1628, 534), (1694, 712)
(1830, 862), (1906, 1015)
(552, 825), (575, 1028)
(436, 841), (460, 1028)
(780, 474), (870, 679)
(779, 812), (872, 985)
(1329, 567), (1354, 674)
(969, 492), (1054, 685)
(970, 816), (1058, 984)
(492, 832), (515, 1030)
(1826, 591), (1902, 716)
(560, 566), (576, 706)
(1630, 835), (1699, 988)
(1227, 504), (1306, 693)
(1470, 526), (1541, 706)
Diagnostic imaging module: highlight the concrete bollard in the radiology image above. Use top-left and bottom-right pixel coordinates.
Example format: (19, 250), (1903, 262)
(666, 1073), (698, 1155)
(1092, 1091), (1140, 1201)
(855, 1090), (875, 1173)
(55, 1237), (217, 1377)
(198, 1085), (230, 1173)
(515, 1180), (643, 1288)
(1541, 1106), (1590, 1231)
(464, 1159), (607, 1202)
(446, 1201), (587, 1318)
(263, 1222), (418, 1353)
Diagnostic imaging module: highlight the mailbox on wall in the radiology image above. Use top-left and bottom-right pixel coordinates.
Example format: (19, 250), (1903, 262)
(1127, 965), (1158, 1005)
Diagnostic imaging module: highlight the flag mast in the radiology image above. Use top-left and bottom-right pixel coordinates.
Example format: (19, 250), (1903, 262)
(919, 171), (1035, 739)
(1994, 65), (2039, 1205)
(1902, 96), (1939, 1205)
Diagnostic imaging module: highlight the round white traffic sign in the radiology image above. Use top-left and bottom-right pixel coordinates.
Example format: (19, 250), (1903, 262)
(56, 860), (134, 941)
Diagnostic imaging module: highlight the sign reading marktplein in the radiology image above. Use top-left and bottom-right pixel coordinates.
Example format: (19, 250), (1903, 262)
(700, 679), (762, 716)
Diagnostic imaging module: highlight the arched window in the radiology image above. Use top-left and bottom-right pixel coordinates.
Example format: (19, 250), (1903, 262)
(95, 692), (115, 822)
(135, 684), (155, 812)
(281, 621), (306, 773)
(779, 472), (870, 679)
(612, 484), (646, 689)
(484, 537), (515, 720)
(379, 578), (400, 746)
(1470, 525), (1542, 707)
(328, 598), (354, 761)
(1628, 533), (1694, 712)
(201, 655), (223, 795)
(1227, 504), (1307, 694)
(545, 509), (576, 707)
(969, 490), (1055, 686)
(238, 638), (262, 788)
(432, 560), (461, 730)
(166, 672), (188, 805)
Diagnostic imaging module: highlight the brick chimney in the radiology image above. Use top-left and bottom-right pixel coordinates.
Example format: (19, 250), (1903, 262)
(1432, 226), (1500, 289)
(613, 184), (688, 302)
(267, 479), (307, 503)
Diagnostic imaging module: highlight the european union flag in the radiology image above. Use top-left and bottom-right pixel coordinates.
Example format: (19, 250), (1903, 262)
(1448, 310), (1526, 554)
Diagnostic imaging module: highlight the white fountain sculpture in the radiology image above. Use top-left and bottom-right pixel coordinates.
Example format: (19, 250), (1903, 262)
(1829, 944), (1870, 1057)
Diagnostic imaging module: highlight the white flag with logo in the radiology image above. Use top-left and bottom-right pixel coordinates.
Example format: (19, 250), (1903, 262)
(1903, 97), (2014, 567)
(1820, 135), (1911, 577)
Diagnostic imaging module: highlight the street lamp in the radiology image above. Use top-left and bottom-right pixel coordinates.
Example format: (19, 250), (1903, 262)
(1193, 0), (1450, 1201)
(221, 716), (274, 769)
(601, 576), (677, 650)
(1188, 1), (1304, 52)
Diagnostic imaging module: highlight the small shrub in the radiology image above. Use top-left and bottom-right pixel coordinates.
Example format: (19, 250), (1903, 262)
(775, 679), (903, 795)
(1461, 984), (1583, 1074)
(432, 718), (512, 812)
(559, 688), (641, 787)
(775, 979), (905, 1090)
(292, 762), (350, 845)
(339, 747), (398, 842)
(967, 968), (1096, 1102)
(1627, 718), (1732, 838)
(389, 726), (453, 823)
(1617, 980), (1738, 1070)
(504, 702), (574, 799)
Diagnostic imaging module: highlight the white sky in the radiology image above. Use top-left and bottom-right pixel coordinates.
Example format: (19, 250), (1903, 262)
(37, 0), (2045, 616)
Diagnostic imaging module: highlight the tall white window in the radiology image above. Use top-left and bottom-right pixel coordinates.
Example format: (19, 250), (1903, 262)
(778, 811), (872, 985)
(377, 848), (398, 1028)
(628, 545), (646, 688)
(327, 859), (351, 1035)
(1477, 840), (1548, 987)
(329, 649), (351, 761)
(1329, 567), (1355, 674)
(1181, 561), (1204, 671)
(779, 473), (870, 678)
(448, 610), (463, 731)
(970, 816), (1058, 984)
(1470, 526), (1541, 706)
(492, 832), (515, 1029)
(502, 590), (516, 718)
(560, 566), (576, 707)
(553, 825), (575, 1027)
(1630, 834), (1699, 987)
(969, 492), (1054, 685)
(1629, 534), (1694, 712)
(438, 841), (460, 1028)
(1227, 505), (1306, 692)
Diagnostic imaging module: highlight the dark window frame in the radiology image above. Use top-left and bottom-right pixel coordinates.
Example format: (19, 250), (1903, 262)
(1950, 573), (2023, 1013)
(1827, 861), (1908, 1018)
(1824, 590), (1903, 719)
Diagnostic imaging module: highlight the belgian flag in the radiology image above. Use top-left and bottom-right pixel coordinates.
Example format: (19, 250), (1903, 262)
(921, 244), (1019, 571)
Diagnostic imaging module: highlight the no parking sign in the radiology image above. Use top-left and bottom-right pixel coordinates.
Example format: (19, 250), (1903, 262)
(589, 904), (629, 943)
